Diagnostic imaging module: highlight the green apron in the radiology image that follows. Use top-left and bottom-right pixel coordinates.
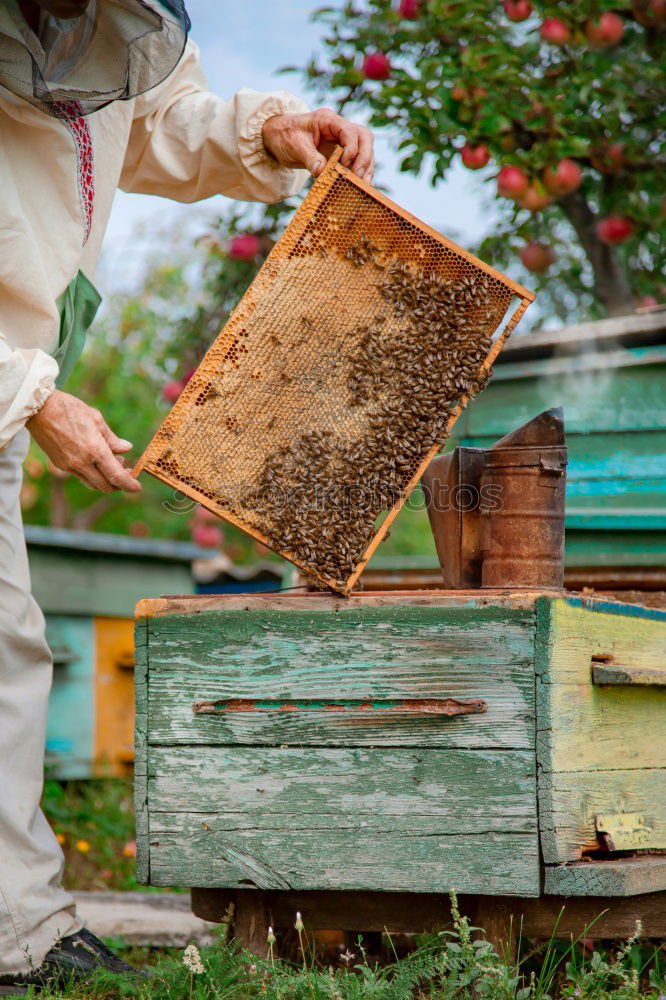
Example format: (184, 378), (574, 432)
(52, 270), (102, 388)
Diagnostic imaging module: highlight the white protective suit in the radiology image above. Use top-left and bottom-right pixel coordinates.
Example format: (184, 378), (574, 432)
(0, 37), (308, 973)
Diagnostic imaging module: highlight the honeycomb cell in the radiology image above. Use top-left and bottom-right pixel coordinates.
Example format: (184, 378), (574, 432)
(136, 153), (533, 594)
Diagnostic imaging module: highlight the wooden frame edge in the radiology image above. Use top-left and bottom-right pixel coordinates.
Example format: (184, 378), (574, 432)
(132, 147), (535, 597)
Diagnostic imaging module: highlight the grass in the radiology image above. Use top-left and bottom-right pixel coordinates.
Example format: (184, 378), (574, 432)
(21, 892), (666, 1000)
(38, 781), (666, 998)
(41, 778), (175, 893)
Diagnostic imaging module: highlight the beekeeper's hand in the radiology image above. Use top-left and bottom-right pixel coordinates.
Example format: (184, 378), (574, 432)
(262, 109), (375, 182)
(27, 389), (142, 494)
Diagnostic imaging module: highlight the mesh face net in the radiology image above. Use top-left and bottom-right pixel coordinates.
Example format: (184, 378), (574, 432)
(135, 153), (534, 595)
(0, 0), (189, 118)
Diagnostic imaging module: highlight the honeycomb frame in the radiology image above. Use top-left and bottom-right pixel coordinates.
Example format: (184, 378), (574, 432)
(133, 147), (534, 595)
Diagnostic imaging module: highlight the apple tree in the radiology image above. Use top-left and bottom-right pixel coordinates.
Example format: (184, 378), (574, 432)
(295, 0), (665, 318)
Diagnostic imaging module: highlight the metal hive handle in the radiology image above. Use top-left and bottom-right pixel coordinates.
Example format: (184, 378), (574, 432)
(191, 697), (488, 716)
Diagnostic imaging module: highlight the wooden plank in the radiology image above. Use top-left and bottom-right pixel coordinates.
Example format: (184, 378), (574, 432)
(455, 429), (666, 491)
(456, 365), (666, 437)
(538, 769), (666, 862)
(490, 346), (666, 382)
(145, 605), (535, 748)
(234, 892), (271, 956)
(93, 617), (135, 777)
(191, 887), (666, 939)
(29, 548), (194, 618)
(135, 590), (546, 619)
(500, 311), (666, 356)
(537, 682), (666, 771)
(592, 662), (666, 686)
(564, 530), (666, 568)
(148, 746), (537, 831)
(509, 891), (666, 938)
(146, 744), (538, 894)
(45, 615), (95, 780)
(133, 618), (150, 885)
(148, 812), (540, 895)
(544, 858), (666, 897)
(535, 597), (666, 863)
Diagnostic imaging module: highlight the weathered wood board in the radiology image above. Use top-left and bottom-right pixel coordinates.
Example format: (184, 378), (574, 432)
(536, 597), (666, 865)
(134, 617), (150, 884)
(94, 617), (135, 776)
(146, 604), (535, 749)
(539, 769), (666, 860)
(45, 615), (95, 779)
(149, 813), (539, 894)
(544, 857), (666, 897)
(148, 745), (537, 890)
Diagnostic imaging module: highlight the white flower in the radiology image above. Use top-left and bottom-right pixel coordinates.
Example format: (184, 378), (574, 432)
(183, 943), (205, 974)
(295, 911), (304, 932)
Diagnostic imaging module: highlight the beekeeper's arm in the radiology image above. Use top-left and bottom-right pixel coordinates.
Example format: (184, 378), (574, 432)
(119, 40), (374, 201)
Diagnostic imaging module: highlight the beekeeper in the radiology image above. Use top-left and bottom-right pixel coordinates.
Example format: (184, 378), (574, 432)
(0, 0), (374, 991)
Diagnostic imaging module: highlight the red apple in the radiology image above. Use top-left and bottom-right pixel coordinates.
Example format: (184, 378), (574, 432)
(193, 504), (219, 526)
(590, 142), (625, 174)
(192, 523), (224, 549)
(585, 11), (625, 46)
(497, 165), (529, 198)
(461, 143), (491, 169)
(543, 158), (582, 196)
(635, 295), (658, 309)
(362, 53), (392, 80)
(596, 215), (635, 244)
(516, 182), (554, 212)
(398, 0), (421, 18)
(162, 381), (183, 403)
(503, 0), (532, 21)
(228, 234), (261, 261)
(129, 521), (150, 538)
(632, 0), (666, 26)
(540, 18), (571, 44)
(520, 242), (555, 273)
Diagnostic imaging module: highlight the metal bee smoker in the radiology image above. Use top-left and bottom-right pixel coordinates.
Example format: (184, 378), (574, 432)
(423, 408), (568, 589)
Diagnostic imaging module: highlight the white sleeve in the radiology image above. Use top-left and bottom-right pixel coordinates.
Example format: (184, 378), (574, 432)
(120, 40), (311, 204)
(0, 338), (58, 450)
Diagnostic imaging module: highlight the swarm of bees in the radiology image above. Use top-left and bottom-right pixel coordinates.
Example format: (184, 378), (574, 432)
(245, 237), (501, 590)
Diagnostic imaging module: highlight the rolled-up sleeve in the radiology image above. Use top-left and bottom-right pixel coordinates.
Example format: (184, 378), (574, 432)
(0, 338), (57, 451)
(119, 40), (310, 204)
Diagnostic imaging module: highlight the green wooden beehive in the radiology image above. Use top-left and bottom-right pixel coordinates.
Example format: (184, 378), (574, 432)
(135, 590), (666, 900)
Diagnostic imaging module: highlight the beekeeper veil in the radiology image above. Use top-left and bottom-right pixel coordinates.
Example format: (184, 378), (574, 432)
(0, 0), (190, 119)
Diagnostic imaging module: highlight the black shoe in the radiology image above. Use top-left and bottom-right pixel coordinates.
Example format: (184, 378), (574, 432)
(0, 927), (138, 995)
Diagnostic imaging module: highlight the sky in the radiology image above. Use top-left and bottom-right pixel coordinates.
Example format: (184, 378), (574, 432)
(99, 0), (500, 294)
